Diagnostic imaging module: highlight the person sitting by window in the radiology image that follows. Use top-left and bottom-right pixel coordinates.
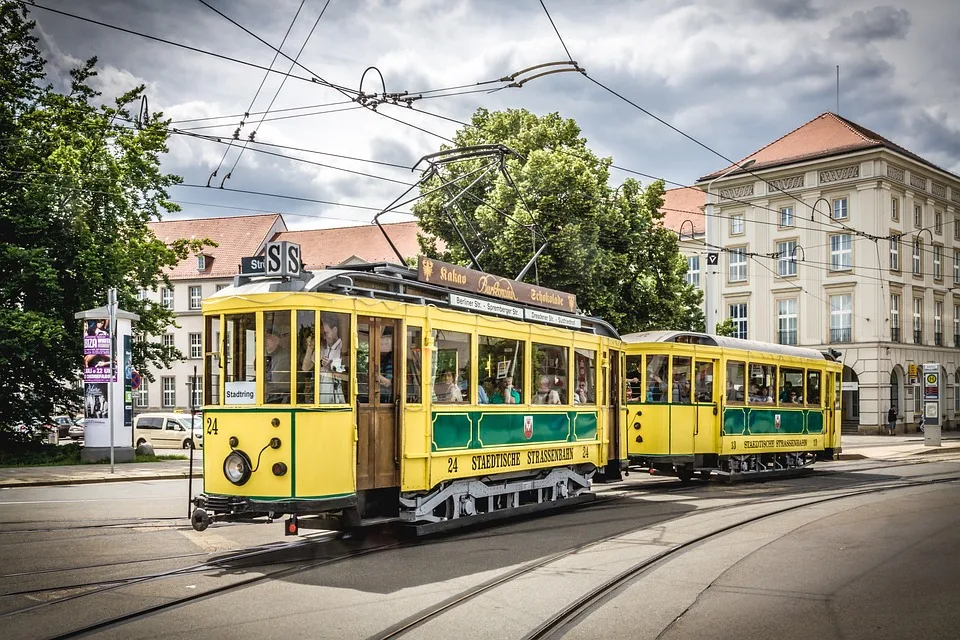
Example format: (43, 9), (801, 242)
(433, 370), (463, 403)
(779, 381), (794, 403)
(533, 375), (561, 405)
(491, 377), (520, 404)
(788, 388), (801, 404)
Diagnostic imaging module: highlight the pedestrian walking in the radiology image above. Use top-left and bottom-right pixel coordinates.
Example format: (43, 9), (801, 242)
(887, 405), (897, 436)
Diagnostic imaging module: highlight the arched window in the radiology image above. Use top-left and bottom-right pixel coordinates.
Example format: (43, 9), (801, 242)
(954, 369), (960, 411)
(890, 370), (899, 411)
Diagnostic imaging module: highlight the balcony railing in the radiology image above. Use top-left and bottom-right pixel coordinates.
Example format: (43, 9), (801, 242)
(830, 328), (852, 343)
(936, 332), (944, 347)
(891, 327), (900, 343)
(778, 331), (798, 346)
(914, 329), (923, 344)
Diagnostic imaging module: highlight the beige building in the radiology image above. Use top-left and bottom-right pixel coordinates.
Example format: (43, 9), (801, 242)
(664, 112), (960, 434)
(139, 216), (425, 413)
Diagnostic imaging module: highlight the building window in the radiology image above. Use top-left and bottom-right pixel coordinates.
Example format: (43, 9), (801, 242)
(955, 218), (960, 241)
(161, 287), (174, 310)
(162, 376), (176, 408)
(830, 234), (852, 271)
(189, 333), (202, 359)
(832, 197), (848, 220)
(136, 378), (149, 408)
(779, 206), (794, 228)
(136, 288), (147, 301)
(889, 236), (900, 271)
(913, 297), (923, 344)
(777, 240), (797, 277)
(188, 285), (202, 310)
(891, 196), (899, 221)
(954, 305), (960, 346)
(913, 239), (923, 275)
(914, 204), (922, 229)
(729, 303), (748, 340)
(189, 375), (203, 409)
(162, 333), (174, 349)
(685, 255), (700, 287)
(216, 283), (228, 292)
(935, 301), (943, 346)
(730, 214), (744, 235)
(728, 247), (747, 283)
(777, 298), (798, 345)
(829, 294), (852, 343)
(197, 255), (206, 271)
(934, 245), (943, 280)
(954, 251), (960, 285)
(935, 211), (943, 235)
(891, 293), (900, 342)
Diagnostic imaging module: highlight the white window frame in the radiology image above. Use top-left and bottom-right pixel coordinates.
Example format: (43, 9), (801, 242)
(190, 375), (203, 410)
(832, 197), (848, 220)
(891, 293), (900, 329)
(954, 305), (960, 341)
(161, 287), (174, 310)
(162, 334), (174, 349)
(913, 240), (923, 275)
(830, 234), (852, 271)
(777, 240), (797, 277)
(162, 376), (176, 408)
(728, 247), (747, 283)
(730, 214), (744, 235)
(914, 204), (922, 229)
(197, 255), (206, 271)
(891, 196), (899, 221)
(935, 211), (943, 235)
(779, 206), (794, 228)
(935, 301), (943, 336)
(954, 250), (960, 284)
(777, 298), (798, 345)
(189, 333), (202, 359)
(729, 303), (748, 340)
(135, 378), (149, 408)
(685, 255), (700, 288)
(829, 294), (852, 343)
(216, 283), (228, 292)
(955, 218), (960, 241)
(913, 297), (923, 333)
(934, 245), (943, 280)
(889, 236), (900, 271)
(188, 285), (202, 310)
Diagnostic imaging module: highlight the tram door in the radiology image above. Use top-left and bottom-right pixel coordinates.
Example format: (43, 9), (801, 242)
(606, 348), (623, 478)
(356, 316), (400, 490)
(669, 354), (696, 455)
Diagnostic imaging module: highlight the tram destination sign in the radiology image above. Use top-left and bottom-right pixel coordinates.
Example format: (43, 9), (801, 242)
(418, 257), (577, 313)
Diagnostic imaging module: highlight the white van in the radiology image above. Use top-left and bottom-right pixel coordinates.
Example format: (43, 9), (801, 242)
(134, 413), (203, 450)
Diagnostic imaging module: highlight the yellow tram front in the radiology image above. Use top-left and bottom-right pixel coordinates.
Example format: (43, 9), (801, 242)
(192, 262), (622, 533)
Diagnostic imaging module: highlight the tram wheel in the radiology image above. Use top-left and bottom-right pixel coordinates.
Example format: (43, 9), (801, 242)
(676, 466), (695, 484)
(698, 470), (712, 481)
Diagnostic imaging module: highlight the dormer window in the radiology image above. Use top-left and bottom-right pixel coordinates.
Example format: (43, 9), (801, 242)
(197, 254), (208, 271)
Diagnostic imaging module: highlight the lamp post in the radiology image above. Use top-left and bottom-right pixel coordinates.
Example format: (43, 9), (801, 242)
(704, 159), (755, 334)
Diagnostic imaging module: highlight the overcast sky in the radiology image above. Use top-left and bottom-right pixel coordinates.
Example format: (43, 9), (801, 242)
(27, 0), (960, 230)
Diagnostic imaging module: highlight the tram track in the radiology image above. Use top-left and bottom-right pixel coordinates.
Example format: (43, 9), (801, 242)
(368, 471), (960, 640)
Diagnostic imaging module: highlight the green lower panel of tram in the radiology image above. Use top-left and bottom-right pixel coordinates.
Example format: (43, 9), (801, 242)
(720, 407), (827, 455)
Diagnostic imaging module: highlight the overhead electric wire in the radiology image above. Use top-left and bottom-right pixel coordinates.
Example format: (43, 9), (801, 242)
(168, 100), (354, 125)
(175, 104), (364, 132)
(539, 0), (574, 62)
(173, 183), (416, 216)
(210, 0), (306, 178)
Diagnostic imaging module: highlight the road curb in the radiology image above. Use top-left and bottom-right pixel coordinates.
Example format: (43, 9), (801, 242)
(0, 472), (201, 489)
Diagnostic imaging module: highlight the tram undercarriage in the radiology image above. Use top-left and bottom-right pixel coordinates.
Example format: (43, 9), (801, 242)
(630, 450), (831, 483)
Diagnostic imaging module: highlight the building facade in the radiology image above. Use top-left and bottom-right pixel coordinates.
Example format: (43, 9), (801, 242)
(667, 113), (960, 434)
(137, 217), (425, 414)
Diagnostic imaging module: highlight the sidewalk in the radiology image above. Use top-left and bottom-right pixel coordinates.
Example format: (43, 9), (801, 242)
(0, 459), (201, 488)
(1, 435), (959, 488)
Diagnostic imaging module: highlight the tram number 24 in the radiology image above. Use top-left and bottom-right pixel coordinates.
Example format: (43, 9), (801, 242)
(445, 447), (591, 473)
(206, 417), (218, 436)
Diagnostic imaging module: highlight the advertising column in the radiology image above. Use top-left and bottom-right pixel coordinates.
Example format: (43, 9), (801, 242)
(75, 301), (139, 463)
(922, 363), (942, 447)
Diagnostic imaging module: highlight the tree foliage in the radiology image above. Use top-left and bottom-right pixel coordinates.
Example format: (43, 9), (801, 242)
(413, 108), (703, 334)
(0, 3), (209, 427)
(714, 319), (737, 337)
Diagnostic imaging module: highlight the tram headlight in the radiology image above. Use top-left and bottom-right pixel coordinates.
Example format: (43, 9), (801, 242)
(223, 450), (252, 486)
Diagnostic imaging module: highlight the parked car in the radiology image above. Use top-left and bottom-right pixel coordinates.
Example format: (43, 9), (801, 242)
(51, 415), (74, 440)
(68, 419), (84, 441)
(133, 413), (203, 450)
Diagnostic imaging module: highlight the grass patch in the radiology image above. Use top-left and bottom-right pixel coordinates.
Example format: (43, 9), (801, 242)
(0, 443), (82, 467)
(135, 453), (188, 462)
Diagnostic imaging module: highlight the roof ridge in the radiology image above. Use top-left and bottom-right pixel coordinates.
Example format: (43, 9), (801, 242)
(737, 111), (833, 165)
(150, 212), (281, 225)
(825, 112), (882, 144)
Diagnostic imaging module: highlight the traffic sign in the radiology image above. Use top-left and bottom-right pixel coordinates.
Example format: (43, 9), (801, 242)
(706, 252), (719, 266)
(131, 371), (142, 391)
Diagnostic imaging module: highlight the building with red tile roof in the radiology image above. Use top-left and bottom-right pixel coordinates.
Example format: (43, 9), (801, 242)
(272, 221), (426, 269)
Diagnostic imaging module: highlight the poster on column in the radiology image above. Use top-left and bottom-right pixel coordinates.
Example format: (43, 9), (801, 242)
(83, 319), (115, 383)
(123, 335), (133, 428)
(84, 382), (108, 436)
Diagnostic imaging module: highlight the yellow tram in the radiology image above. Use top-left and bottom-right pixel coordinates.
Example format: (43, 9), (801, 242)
(193, 257), (623, 533)
(622, 332), (843, 481)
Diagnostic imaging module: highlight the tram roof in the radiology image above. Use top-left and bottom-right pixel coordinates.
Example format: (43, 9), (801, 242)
(210, 263), (620, 338)
(621, 331), (834, 361)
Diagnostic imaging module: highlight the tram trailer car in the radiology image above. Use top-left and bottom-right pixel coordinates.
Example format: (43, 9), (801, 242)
(192, 261), (626, 533)
(621, 332), (843, 481)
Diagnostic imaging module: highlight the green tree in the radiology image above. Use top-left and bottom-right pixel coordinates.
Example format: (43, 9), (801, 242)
(413, 108), (703, 334)
(0, 3), (209, 428)
(714, 319), (737, 337)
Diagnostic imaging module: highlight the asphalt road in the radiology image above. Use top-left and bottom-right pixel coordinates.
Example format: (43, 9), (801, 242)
(1, 456), (958, 640)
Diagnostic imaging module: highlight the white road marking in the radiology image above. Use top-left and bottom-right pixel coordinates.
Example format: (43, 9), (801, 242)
(178, 528), (240, 553)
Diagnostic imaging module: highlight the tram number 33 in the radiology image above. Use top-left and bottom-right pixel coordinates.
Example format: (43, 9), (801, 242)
(206, 417), (218, 435)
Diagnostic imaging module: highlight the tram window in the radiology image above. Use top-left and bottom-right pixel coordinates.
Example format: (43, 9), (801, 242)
(432, 330), (470, 404)
(672, 356), (692, 404)
(779, 368), (804, 405)
(224, 313), (256, 404)
(296, 310), (316, 404)
(807, 370), (822, 406)
(263, 311), (292, 405)
(625, 355), (642, 403)
(407, 326), (422, 404)
(726, 361), (745, 403)
(748, 363), (776, 404)
(695, 361), (714, 403)
(204, 315), (221, 405)
(318, 312), (349, 404)
(532, 343), (568, 405)
(574, 348), (597, 405)
(645, 355), (668, 403)
(834, 372), (841, 409)
(480, 335), (525, 405)
(357, 320), (370, 403)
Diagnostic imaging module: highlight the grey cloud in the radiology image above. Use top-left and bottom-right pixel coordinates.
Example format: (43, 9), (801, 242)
(744, 0), (819, 21)
(831, 6), (911, 43)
